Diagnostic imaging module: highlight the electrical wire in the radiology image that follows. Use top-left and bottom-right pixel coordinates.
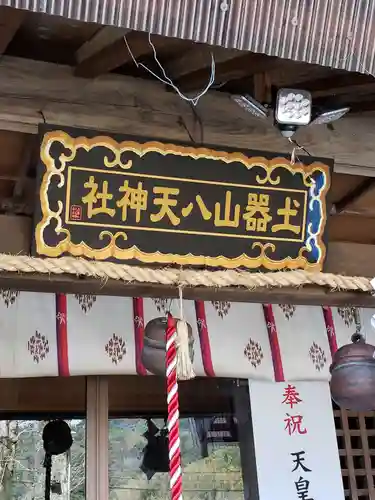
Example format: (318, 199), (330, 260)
(123, 32), (215, 106)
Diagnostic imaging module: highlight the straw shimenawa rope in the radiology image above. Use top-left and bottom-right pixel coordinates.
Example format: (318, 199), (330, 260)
(0, 254), (372, 293)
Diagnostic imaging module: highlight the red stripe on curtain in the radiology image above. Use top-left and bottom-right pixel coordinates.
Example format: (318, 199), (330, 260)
(195, 301), (215, 377)
(56, 293), (70, 376)
(322, 306), (338, 356)
(263, 304), (285, 382)
(133, 297), (147, 375)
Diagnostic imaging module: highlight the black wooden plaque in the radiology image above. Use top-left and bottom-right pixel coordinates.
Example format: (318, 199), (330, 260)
(33, 125), (332, 271)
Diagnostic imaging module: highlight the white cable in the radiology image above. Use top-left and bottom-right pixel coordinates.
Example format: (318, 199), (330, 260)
(123, 32), (215, 106)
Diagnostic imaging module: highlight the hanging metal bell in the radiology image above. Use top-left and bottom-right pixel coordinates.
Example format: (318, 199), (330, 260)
(330, 333), (375, 411)
(141, 317), (194, 375)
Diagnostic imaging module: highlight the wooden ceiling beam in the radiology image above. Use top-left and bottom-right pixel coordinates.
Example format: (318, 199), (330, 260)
(335, 179), (375, 214)
(75, 26), (129, 65)
(2, 93), (375, 177)
(312, 88), (375, 114)
(174, 52), (284, 93)
(330, 214), (375, 244)
(330, 173), (365, 203)
(310, 96), (375, 116)
(345, 99), (375, 114)
(325, 242), (375, 277)
(224, 62), (333, 95)
(75, 30), (155, 78)
(296, 73), (375, 98)
(2, 57), (375, 177)
(272, 66), (341, 88)
(75, 30), (185, 79)
(337, 183), (375, 216)
(0, 7), (26, 55)
(165, 45), (244, 81)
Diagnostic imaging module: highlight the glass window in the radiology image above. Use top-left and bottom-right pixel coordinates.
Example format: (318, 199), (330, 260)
(109, 415), (244, 500)
(0, 419), (86, 500)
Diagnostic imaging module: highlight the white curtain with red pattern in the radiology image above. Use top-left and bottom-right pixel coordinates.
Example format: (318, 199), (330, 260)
(0, 290), (371, 381)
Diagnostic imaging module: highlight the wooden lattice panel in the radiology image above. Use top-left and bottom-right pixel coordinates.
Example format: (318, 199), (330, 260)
(334, 409), (375, 499)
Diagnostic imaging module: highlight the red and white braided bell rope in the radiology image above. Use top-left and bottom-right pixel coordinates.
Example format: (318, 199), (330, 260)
(166, 314), (183, 500)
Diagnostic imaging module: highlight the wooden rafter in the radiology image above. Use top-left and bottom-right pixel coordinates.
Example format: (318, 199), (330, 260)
(223, 60), (332, 95)
(300, 72), (375, 98)
(224, 62), (342, 99)
(171, 51), (284, 92)
(0, 7), (26, 55)
(75, 29), (183, 79)
(335, 179), (375, 214)
(290, 74), (375, 113)
(75, 26), (129, 65)
(75, 28), (141, 78)
(165, 45), (244, 83)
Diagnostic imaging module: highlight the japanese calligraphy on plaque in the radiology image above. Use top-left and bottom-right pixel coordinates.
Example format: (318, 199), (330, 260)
(33, 126), (332, 270)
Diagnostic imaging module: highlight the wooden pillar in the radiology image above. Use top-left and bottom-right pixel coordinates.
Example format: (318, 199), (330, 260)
(232, 380), (260, 500)
(86, 376), (108, 500)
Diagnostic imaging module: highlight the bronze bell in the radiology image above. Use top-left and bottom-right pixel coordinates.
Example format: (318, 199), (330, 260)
(330, 333), (375, 411)
(141, 317), (194, 375)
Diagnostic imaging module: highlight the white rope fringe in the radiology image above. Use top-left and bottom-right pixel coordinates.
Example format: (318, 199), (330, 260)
(176, 319), (195, 380)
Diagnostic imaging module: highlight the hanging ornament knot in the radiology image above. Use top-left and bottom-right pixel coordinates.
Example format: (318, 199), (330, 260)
(176, 319), (195, 380)
(175, 286), (195, 381)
